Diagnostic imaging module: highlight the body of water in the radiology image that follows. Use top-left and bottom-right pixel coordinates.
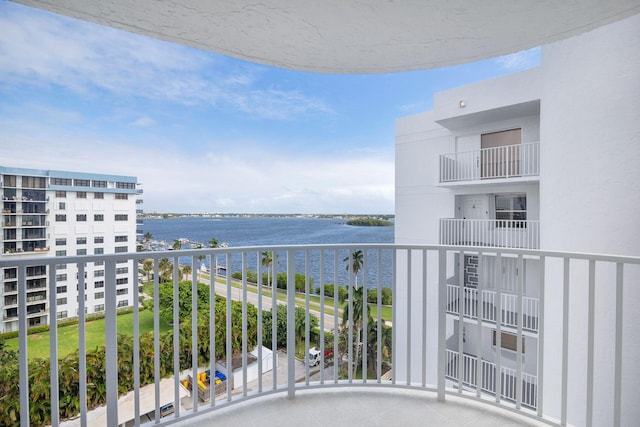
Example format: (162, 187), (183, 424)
(142, 216), (394, 289)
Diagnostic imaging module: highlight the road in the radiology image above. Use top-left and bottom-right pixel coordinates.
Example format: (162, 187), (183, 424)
(196, 272), (340, 332)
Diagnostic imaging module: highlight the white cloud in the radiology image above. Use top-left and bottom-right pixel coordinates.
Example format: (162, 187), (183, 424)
(0, 3), (331, 121)
(0, 125), (393, 214)
(131, 116), (157, 127)
(494, 47), (540, 71)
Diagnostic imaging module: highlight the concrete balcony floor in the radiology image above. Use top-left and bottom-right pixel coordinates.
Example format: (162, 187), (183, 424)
(173, 388), (548, 427)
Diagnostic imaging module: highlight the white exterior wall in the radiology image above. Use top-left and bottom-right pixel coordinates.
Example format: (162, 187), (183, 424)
(538, 14), (640, 427)
(395, 13), (640, 427)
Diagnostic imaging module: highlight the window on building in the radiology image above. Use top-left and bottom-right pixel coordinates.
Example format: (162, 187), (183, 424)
(77, 249), (87, 256)
(94, 192), (104, 199)
(116, 288), (128, 295)
(58, 202), (66, 210)
(55, 238), (66, 246)
(95, 292), (105, 299)
(94, 248), (104, 255)
(51, 178), (72, 186)
(55, 214), (66, 222)
(55, 191), (66, 198)
(117, 300), (129, 308)
(94, 236), (104, 244)
(116, 267), (128, 274)
(76, 214), (87, 222)
(74, 179), (90, 187)
(95, 270), (104, 277)
(55, 250), (67, 257)
(492, 330), (525, 353)
(116, 182), (136, 189)
(116, 278), (128, 285)
(94, 304), (105, 312)
(57, 311), (68, 319)
(57, 297), (67, 305)
(92, 180), (107, 188)
(94, 261), (104, 266)
(95, 281), (104, 288)
(495, 194), (527, 228)
(115, 246), (128, 253)
(3, 175), (16, 187)
(115, 214), (128, 221)
(115, 193), (128, 200)
(76, 237), (87, 245)
(57, 286), (67, 294)
(115, 235), (128, 242)
(22, 176), (46, 188)
(56, 273), (67, 281)
(76, 192), (87, 199)
(56, 264), (66, 270)
(94, 214), (104, 221)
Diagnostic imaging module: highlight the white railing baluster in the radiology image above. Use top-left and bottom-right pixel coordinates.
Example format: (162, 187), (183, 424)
(78, 262), (87, 427)
(614, 262), (623, 427)
(286, 250), (295, 398)
(586, 260), (595, 427)
(105, 260), (118, 427)
(48, 262), (59, 427)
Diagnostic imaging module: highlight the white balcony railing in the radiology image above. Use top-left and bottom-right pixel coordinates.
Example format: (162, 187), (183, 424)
(445, 350), (538, 409)
(440, 218), (540, 249)
(0, 244), (637, 427)
(446, 284), (539, 332)
(440, 142), (540, 183)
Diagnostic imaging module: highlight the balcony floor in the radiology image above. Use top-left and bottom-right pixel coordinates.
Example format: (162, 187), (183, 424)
(172, 388), (548, 427)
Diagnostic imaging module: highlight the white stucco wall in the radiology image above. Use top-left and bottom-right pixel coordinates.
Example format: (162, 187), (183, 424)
(539, 13), (640, 427)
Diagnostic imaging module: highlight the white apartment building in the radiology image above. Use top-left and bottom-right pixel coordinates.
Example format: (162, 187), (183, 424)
(0, 166), (142, 333)
(395, 14), (639, 427)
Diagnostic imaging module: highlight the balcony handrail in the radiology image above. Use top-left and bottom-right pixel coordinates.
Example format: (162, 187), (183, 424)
(440, 141), (540, 183)
(440, 218), (540, 249)
(0, 244), (638, 427)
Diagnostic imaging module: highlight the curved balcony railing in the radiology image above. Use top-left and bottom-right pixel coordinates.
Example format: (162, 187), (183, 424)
(0, 244), (637, 427)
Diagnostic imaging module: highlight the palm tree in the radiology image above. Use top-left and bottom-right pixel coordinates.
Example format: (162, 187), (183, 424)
(143, 231), (153, 243)
(182, 265), (192, 281)
(208, 237), (219, 248)
(158, 257), (172, 283)
(194, 244), (206, 273)
(142, 259), (153, 281)
(342, 250), (367, 372)
(172, 239), (182, 251)
(261, 251), (278, 288)
(343, 249), (364, 288)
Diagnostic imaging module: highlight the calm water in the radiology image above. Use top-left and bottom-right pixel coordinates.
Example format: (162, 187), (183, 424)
(143, 216), (394, 288)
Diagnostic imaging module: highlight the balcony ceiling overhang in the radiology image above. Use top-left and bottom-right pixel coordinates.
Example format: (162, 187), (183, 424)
(11, 0), (640, 74)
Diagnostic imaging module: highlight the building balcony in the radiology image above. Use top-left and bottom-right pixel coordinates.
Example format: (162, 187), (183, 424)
(445, 284), (539, 332)
(0, 244), (636, 427)
(440, 219), (540, 249)
(439, 142), (539, 184)
(444, 349), (538, 409)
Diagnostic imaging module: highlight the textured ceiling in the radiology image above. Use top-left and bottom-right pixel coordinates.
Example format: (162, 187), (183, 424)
(12, 0), (640, 73)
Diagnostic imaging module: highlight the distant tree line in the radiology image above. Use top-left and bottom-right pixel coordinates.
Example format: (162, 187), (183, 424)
(345, 218), (393, 226)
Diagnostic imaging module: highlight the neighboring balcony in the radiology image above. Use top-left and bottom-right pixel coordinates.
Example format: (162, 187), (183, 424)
(440, 142), (540, 183)
(446, 284), (539, 332)
(445, 349), (538, 409)
(440, 218), (540, 249)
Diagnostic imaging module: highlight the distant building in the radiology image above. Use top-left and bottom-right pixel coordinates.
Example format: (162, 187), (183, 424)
(0, 166), (142, 333)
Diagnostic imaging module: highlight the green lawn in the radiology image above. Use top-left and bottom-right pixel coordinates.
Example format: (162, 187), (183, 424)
(4, 309), (171, 360)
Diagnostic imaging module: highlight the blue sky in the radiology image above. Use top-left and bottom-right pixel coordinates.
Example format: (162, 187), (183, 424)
(0, 1), (539, 214)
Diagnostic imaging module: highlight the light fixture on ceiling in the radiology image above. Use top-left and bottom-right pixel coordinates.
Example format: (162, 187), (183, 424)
(459, 100), (466, 108)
